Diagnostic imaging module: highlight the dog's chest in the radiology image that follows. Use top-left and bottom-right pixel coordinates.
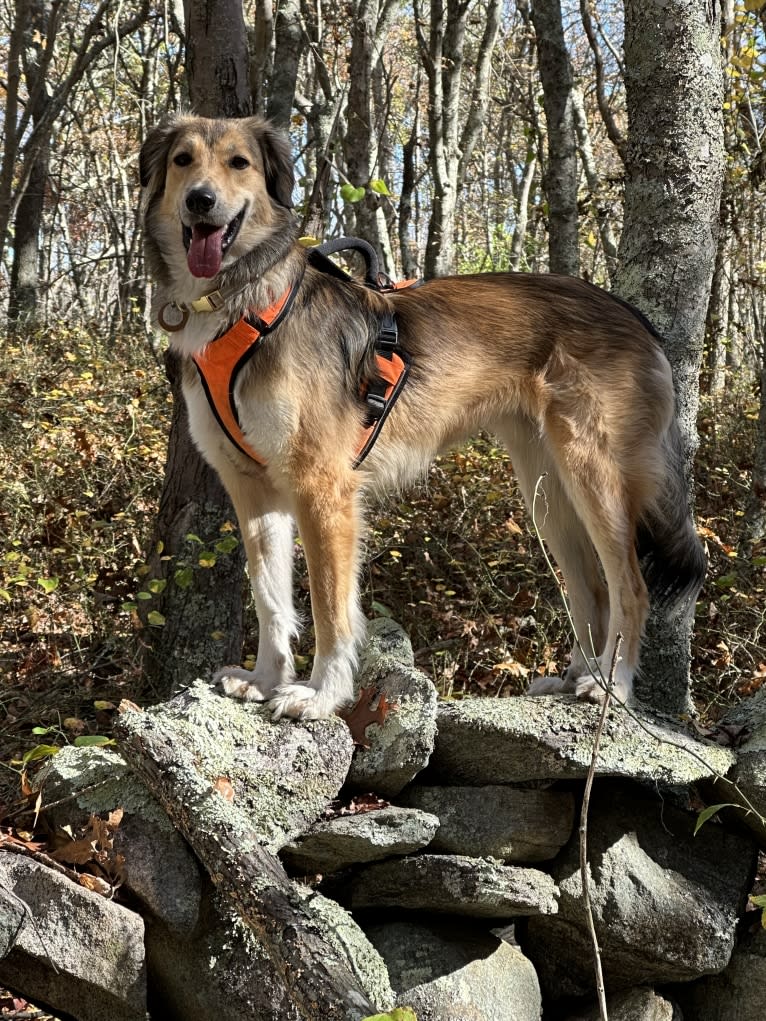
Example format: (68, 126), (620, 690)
(181, 366), (295, 469)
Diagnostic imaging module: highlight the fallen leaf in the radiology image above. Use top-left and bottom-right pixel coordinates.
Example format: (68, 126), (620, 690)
(340, 685), (397, 748)
(214, 776), (235, 802)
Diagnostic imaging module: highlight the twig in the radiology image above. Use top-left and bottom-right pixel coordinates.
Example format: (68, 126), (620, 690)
(579, 635), (621, 1021)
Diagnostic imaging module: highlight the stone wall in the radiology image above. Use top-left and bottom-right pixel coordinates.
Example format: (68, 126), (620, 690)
(1, 618), (765, 1021)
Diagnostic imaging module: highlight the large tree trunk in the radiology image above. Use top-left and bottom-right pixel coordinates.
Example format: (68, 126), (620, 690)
(614, 0), (725, 712)
(142, 0), (254, 696)
(530, 0), (580, 276)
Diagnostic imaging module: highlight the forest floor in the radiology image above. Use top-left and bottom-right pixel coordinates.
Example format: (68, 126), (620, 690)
(0, 325), (764, 799)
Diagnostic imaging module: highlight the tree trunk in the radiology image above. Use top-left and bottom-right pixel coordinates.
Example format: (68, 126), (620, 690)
(530, 0), (580, 276)
(614, 0), (725, 712)
(142, 0), (254, 695)
(265, 0), (303, 130)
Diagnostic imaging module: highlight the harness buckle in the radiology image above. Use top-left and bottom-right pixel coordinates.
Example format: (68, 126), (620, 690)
(377, 311), (399, 356)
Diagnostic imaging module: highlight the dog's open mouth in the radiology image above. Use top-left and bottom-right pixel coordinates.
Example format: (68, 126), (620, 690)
(183, 207), (246, 278)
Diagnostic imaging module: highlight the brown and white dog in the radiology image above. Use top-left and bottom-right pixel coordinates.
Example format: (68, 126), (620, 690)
(139, 114), (706, 720)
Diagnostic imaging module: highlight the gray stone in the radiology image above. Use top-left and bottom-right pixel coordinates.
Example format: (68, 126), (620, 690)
(281, 806), (440, 873)
(134, 678), (354, 851)
(716, 687), (766, 845)
(672, 927), (766, 1021)
(364, 918), (541, 1020)
(567, 987), (681, 1020)
(146, 881), (302, 1021)
(350, 854), (559, 918)
(347, 621), (438, 798)
(38, 745), (202, 933)
(524, 783), (758, 998)
(430, 695), (736, 785)
(399, 784), (575, 862)
(0, 855), (146, 1021)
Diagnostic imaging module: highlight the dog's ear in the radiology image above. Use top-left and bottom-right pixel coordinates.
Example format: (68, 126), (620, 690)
(247, 119), (295, 209)
(139, 117), (184, 193)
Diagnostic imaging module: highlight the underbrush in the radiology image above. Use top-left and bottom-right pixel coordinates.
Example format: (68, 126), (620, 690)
(1, 325), (764, 796)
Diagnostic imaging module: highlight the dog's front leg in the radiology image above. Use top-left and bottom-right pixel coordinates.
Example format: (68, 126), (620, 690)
(270, 477), (364, 720)
(215, 497), (299, 702)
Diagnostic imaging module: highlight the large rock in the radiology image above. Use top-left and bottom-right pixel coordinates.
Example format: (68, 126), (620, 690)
(430, 695), (736, 785)
(365, 918), (542, 1021)
(671, 927), (766, 1020)
(399, 784), (575, 862)
(523, 782), (758, 998)
(346, 619), (438, 798)
(38, 745), (202, 933)
(714, 687), (766, 845)
(0, 855), (146, 1021)
(281, 806), (440, 874)
(350, 854), (559, 918)
(129, 678), (354, 851)
(147, 879), (394, 1020)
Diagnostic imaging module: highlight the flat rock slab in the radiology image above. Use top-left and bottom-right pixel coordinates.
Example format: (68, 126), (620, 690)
(430, 695), (736, 785)
(0, 855), (146, 1021)
(126, 678), (353, 852)
(673, 927), (766, 1021)
(350, 854), (559, 918)
(281, 806), (440, 874)
(524, 782), (758, 998)
(400, 784), (575, 862)
(346, 619), (438, 798)
(365, 918), (542, 1021)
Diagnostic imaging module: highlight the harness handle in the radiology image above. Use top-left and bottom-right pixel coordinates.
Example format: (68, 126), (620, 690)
(310, 236), (383, 288)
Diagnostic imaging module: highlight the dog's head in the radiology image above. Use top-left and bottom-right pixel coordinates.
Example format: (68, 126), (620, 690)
(140, 115), (295, 281)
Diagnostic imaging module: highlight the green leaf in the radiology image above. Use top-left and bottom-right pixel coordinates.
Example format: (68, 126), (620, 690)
(121, 601), (138, 612)
(22, 744), (60, 765)
(136, 591), (152, 600)
(214, 535), (240, 554)
(147, 578), (167, 594)
(714, 574), (737, 589)
(340, 183), (366, 203)
(185, 533), (203, 544)
(694, 803), (737, 835)
(198, 553), (217, 568)
(0, 588), (11, 603)
(74, 735), (115, 747)
(147, 610), (166, 627)
(174, 566), (194, 589)
(31, 726), (55, 736)
(37, 576), (59, 593)
(371, 600), (394, 618)
(369, 178), (390, 196)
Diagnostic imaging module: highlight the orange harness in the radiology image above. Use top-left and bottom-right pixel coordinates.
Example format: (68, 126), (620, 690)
(191, 270), (412, 469)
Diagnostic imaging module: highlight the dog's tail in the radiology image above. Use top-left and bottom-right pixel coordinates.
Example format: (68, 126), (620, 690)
(637, 418), (707, 610)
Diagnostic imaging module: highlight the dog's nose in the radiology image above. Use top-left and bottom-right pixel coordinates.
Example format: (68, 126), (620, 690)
(186, 187), (217, 215)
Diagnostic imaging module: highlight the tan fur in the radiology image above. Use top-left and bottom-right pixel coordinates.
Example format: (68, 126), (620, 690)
(140, 115), (706, 718)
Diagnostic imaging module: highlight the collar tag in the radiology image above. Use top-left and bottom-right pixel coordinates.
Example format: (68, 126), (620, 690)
(158, 302), (189, 332)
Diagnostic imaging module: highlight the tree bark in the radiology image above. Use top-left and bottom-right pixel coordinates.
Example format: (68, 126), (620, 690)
(115, 706), (379, 1020)
(615, 0), (725, 712)
(530, 0), (580, 276)
(142, 0), (253, 695)
(265, 0), (303, 130)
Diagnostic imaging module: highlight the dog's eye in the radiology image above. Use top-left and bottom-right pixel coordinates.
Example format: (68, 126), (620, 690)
(173, 153), (192, 167)
(230, 156), (250, 170)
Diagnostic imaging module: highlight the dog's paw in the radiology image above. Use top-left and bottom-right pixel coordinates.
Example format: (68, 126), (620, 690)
(214, 666), (273, 702)
(269, 683), (342, 721)
(527, 675), (573, 696)
(574, 673), (631, 705)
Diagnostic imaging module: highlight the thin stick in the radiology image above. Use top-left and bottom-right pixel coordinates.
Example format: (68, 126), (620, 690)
(580, 634), (621, 1021)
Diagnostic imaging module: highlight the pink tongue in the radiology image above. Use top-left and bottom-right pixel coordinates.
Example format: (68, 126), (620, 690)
(188, 224), (226, 278)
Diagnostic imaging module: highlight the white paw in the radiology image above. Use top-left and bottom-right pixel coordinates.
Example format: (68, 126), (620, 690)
(269, 683), (345, 721)
(214, 666), (274, 702)
(574, 673), (631, 705)
(527, 674), (576, 696)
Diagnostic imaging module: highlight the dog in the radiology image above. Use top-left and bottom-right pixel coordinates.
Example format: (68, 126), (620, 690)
(139, 113), (706, 720)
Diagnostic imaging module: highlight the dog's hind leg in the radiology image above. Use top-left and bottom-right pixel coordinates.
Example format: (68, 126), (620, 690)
(269, 471), (365, 720)
(213, 472), (299, 702)
(499, 421), (610, 696)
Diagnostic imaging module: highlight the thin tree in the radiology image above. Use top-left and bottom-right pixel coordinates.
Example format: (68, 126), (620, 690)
(614, 0), (726, 712)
